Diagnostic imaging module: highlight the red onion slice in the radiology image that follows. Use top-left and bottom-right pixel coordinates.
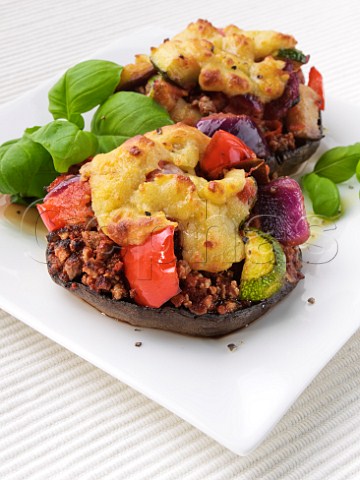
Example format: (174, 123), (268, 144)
(254, 177), (310, 246)
(196, 113), (270, 159)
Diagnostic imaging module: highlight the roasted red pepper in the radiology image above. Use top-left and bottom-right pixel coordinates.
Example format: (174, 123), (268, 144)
(122, 226), (180, 308)
(200, 130), (257, 179)
(37, 175), (94, 232)
(308, 66), (325, 110)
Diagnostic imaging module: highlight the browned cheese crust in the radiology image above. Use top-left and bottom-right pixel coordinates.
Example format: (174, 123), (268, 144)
(116, 20), (323, 176)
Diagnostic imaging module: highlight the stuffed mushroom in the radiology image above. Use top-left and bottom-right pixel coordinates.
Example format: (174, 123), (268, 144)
(117, 19), (324, 176)
(39, 123), (310, 336)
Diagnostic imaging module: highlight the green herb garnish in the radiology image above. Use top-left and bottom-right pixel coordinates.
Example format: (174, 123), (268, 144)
(314, 143), (360, 183)
(0, 58), (175, 202)
(302, 172), (341, 217)
(0, 137), (57, 199)
(91, 92), (173, 153)
(356, 159), (360, 183)
(301, 143), (360, 218)
(48, 60), (123, 129)
(277, 48), (308, 64)
(26, 120), (98, 172)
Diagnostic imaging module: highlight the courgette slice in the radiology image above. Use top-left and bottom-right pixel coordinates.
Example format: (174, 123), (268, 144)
(240, 229), (286, 301)
(117, 55), (156, 91)
(276, 48), (308, 64)
(150, 42), (200, 89)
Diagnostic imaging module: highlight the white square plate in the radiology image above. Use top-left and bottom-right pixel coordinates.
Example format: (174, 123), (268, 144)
(0, 30), (359, 455)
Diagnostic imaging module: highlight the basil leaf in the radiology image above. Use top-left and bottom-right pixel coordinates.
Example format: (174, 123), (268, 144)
(10, 194), (39, 206)
(302, 173), (341, 217)
(0, 137), (57, 198)
(95, 135), (130, 154)
(0, 139), (20, 193)
(27, 120), (98, 173)
(91, 92), (173, 152)
(277, 48), (308, 64)
(356, 159), (360, 183)
(314, 143), (360, 183)
(48, 60), (123, 129)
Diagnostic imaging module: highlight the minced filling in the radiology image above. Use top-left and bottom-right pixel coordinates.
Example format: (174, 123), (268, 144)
(47, 225), (303, 316)
(47, 226), (130, 302)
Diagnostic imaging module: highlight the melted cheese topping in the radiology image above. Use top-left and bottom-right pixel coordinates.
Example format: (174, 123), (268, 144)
(81, 124), (257, 273)
(150, 19), (296, 102)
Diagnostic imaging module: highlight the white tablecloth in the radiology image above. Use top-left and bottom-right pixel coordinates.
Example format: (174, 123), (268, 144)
(1, 1), (360, 478)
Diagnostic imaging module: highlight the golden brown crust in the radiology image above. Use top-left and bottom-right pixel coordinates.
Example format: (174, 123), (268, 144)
(150, 19), (294, 102)
(81, 124), (257, 273)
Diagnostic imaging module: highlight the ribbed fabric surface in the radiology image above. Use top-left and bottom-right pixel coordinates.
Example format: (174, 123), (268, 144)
(1, 1), (360, 478)
(1, 310), (360, 479)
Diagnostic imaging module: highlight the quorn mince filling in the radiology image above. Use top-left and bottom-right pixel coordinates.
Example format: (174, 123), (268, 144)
(47, 225), (303, 316)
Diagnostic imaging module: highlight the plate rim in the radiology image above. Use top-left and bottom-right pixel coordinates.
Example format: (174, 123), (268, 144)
(0, 30), (359, 456)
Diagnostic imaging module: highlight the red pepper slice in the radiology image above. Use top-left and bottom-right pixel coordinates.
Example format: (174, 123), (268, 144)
(37, 175), (94, 232)
(122, 226), (180, 308)
(200, 130), (257, 179)
(308, 66), (325, 110)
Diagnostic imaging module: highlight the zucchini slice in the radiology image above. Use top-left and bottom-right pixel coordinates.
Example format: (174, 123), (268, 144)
(240, 229), (286, 301)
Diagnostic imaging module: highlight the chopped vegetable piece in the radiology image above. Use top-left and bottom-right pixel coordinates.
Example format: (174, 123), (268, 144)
(122, 226), (180, 308)
(200, 130), (257, 179)
(308, 66), (325, 110)
(240, 229), (286, 301)
(37, 175), (94, 232)
(255, 177), (310, 246)
(277, 48), (309, 64)
(196, 113), (270, 158)
(117, 55), (155, 90)
(264, 71), (300, 119)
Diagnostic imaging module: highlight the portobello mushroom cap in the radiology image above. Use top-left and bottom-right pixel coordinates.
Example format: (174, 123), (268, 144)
(267, 136), (321, 177)
(47, 249), (302, 337)
(267, 114), (323, 177)
(196, 112), (323, 178)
